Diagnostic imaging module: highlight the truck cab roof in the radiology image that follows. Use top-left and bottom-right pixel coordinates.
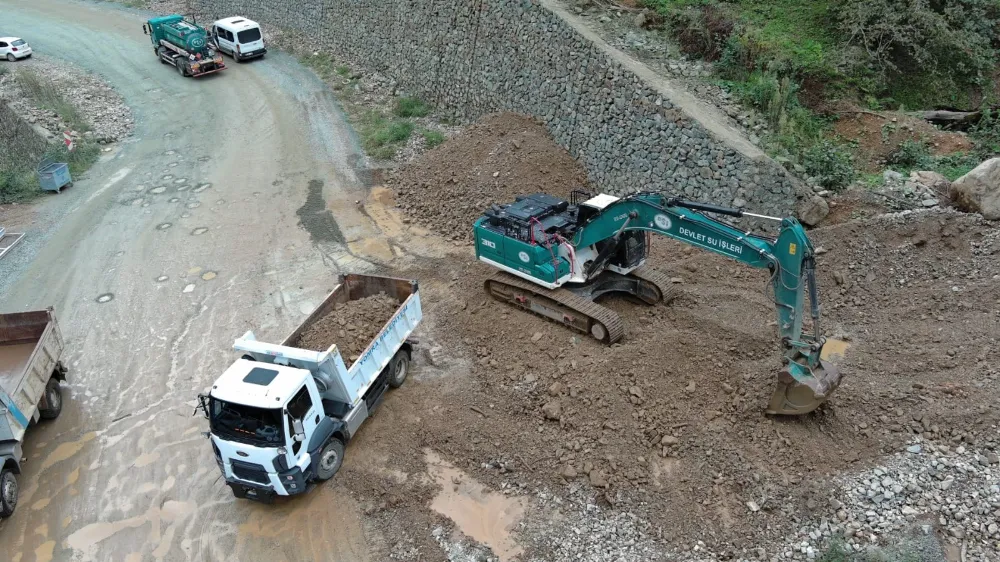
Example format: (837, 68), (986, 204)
(214, 17), (260, 30)
(210, 359), (306, 409)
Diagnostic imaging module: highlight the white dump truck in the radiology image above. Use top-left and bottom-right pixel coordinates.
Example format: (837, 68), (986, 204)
(198, 274), (421, 502)
(1, 308), (67, 517)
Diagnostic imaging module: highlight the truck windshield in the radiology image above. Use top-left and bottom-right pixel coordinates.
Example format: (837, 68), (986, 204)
(237, 28), (261, 43)
(209, 397), (284, 447)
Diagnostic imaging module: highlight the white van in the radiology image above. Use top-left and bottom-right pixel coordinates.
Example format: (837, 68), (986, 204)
(211, 17), (266, 62)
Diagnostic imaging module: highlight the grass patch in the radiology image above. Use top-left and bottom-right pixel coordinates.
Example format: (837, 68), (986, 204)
(394, 97), (431, 118)
(421, 129), (445, 148)
(335, 65), (350, 76)
(299, 52), (338, 81)
(16, 70), (90, 132)
(0, 169), (40, 204)
(359, 111), (414, 160)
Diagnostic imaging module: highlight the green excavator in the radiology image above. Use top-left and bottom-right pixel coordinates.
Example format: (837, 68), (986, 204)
(473, 190), (844, 415)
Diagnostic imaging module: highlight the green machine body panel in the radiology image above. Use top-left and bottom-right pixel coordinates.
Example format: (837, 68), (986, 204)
(473, 191), (842, 415)
(146, 15), (211, 55)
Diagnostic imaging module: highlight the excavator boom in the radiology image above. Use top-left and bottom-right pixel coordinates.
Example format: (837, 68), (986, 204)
(474, 191), (844, 415)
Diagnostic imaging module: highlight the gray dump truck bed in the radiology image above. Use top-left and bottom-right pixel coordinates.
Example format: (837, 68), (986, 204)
(0, 309), (65, 444)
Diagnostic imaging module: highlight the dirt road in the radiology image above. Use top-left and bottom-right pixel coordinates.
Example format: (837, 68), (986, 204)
(0, 0), (389, 559)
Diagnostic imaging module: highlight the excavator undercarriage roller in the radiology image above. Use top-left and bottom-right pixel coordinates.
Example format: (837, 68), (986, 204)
(484, 267), (680, 345)
(485, 272), (626, 344)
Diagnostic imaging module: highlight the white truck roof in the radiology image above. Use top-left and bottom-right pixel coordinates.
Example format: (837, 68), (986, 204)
(211, 358), (306, 409)
(214, 17), (260, 30)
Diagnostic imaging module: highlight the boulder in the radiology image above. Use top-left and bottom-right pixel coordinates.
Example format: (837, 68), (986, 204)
(950, 158), (1000, 220)
(910, 170), (950, 193)
(797, 195), (829, 227)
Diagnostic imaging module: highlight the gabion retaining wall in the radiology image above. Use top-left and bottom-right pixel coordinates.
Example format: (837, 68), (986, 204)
(0, 103), (47, 174)
(194, 0), (803, 213)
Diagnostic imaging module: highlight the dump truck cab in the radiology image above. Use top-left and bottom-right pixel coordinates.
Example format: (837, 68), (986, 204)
(207, 360), (335, 500)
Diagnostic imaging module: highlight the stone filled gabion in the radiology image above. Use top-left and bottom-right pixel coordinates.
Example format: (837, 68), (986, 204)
(193, 0), (800, 214)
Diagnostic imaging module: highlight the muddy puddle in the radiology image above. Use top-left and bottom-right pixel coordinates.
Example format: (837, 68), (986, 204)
(424, 449), (526, 562)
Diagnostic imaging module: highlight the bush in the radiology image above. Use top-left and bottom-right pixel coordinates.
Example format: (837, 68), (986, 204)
(393, 97), (430, 118)
(421, 129), (445, 148)
(837, 0), (1000, 92)
(970, 108), (1000, 156)
(803, 140), (856, 190)
(668, 4), (735, 61)
(0, 169), (38, 204)
(886, 140), (932, 170)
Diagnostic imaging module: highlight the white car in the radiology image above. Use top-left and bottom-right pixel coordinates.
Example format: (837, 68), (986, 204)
(0, 37), (32, 62)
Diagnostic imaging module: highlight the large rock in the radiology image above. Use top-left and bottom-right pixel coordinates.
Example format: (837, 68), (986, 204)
(797, 195), (830, 227)
(951, 158), (1000, 220)
(910, 170), (950, 193)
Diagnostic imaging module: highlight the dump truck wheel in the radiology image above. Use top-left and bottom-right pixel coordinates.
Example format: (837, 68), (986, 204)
(388, 351), (410, 389)
(314, 438), (344, 481)
(39, 380), (63, 420)
(0, 470), (17, 518)
(176, 62), (186, 77)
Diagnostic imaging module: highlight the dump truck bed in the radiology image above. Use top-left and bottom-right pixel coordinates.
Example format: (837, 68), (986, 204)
(0, 309), (64, 443)
(234, 274), (421, 408)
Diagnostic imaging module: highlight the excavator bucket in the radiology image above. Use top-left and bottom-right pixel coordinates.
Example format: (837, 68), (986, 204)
(766, 340), (848, 415)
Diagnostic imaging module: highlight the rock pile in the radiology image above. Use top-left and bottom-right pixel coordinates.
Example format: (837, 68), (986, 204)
(874, 169), (951, 210)
(0, 55), (133, 145)
(290, 293), (399, 362)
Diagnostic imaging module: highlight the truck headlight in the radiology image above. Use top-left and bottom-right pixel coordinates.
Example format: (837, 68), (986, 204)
(277, 446), (287, 455)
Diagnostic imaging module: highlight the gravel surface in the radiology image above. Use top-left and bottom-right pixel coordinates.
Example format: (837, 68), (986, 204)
(0, 54), (133, 144)
(291, 293), (400, 362)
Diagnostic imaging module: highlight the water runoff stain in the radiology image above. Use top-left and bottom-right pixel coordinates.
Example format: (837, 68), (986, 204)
(296, 179), (345, 245)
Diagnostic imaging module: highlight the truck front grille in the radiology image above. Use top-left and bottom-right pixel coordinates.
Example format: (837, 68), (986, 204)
(230, 460), (269, 484)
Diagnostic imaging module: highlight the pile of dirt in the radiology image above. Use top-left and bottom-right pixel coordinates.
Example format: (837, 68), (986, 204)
(389, 112), (590, 241)
(832, 111), (974, 173)
(291, 293), (399, 361)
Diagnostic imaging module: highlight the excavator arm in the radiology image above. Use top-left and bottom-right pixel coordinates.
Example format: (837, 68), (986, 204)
(572, 192), (842, 414)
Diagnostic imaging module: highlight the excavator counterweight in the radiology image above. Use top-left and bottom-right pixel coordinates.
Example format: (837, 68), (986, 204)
(473, 190), (845, 415)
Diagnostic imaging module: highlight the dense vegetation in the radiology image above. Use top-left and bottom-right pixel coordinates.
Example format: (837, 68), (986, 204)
(643, 0), (1000, 188)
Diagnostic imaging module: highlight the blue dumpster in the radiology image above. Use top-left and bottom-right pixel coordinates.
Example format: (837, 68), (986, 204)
(37, 158), (72, 192)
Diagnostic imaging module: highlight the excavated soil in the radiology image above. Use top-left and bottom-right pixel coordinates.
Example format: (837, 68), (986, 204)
(832, 111), (974, 173)
(389, 112), (590, 241)
(371, 117), (1000, 560)
(291, 293), (400, 362)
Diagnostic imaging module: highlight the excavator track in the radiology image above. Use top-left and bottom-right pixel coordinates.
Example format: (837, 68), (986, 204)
(485, 272), (626, 344)
(630, 266), (682, 305)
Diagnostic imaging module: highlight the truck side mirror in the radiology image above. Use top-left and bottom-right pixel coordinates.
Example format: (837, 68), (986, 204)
(292, 419), (305, 442)
(194, 394), (210, 419)
(142, 24), (148, 35)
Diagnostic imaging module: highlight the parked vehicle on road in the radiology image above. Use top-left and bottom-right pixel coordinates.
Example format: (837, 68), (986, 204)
(198, 274), (421, 502)
(0, 308), (68, 518)
(142, 14), (225, 77)
(211, 17), (266, 62)
(0, 37), (32, 61)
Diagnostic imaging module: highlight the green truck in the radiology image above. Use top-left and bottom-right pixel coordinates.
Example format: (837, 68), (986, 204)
(142, 15), (226, 78)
